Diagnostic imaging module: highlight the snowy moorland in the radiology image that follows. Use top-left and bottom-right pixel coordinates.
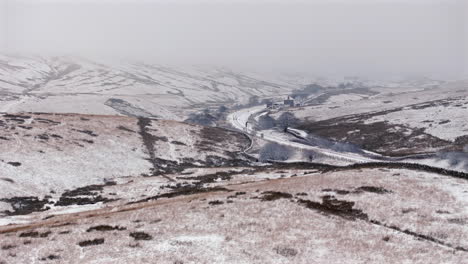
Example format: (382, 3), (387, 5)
(0, 54), (306, 120)
(272, 81), (468, 161)
(0, 166), (467, 263)
(1, 55), (468, 263)
(0, 113), (250, 217)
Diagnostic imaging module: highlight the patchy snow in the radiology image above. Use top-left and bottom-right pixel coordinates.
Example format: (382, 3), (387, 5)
(364, 97), (468, 141)
(0, 167), (466, 263)
(228, 105), (376, 164)
(0, 55), (309, 120)
(0, 113), (248, 203)
(292, 81), (468, 122)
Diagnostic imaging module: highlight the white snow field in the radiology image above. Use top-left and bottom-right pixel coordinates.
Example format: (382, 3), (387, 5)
(0, 54), (307, 120)
(0, 113), (250, 216)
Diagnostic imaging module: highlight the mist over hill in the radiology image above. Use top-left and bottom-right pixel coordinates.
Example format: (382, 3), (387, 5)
(1, 1), (467, 263)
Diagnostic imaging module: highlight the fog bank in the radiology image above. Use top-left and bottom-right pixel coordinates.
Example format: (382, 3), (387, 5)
(1, 0), (467, 79)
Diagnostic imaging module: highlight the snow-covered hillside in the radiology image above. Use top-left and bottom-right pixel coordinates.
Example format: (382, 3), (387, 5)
(0, 113), (250, 216)
(0, 54), (306, 120)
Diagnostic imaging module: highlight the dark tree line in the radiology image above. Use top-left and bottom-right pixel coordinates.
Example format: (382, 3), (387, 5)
(259, 142), (293, 162)
(256, 112), (300, 131)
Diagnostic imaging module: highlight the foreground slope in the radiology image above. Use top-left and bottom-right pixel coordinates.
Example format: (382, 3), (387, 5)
(0, 166), (467, 263)
(0, 112), (467, 263)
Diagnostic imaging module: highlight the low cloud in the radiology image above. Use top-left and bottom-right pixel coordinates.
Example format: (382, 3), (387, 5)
(1, 0), (466, 78)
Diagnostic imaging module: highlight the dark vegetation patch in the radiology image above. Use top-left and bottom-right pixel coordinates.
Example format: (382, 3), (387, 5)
(117, 125), (135, 133)
(227, 191), (247, 199)
(298, 97), (463, 156)
(322, 189), (350, 195)
(171, 140), (186, 146)
(274, 246), (298, 257)
(322, 186), (391, 195)
(55, 182), (117, 207)
(1, 244), (16, 250)
(145, 157), (195, 178)
(208, 200), (224, 205)
(72, 129), (98, 137)
(298, 195), (368, 220)
(7, 162), (21, 167)
(203, 154), (251, 167)
(402, 208), (417, 214)
(105, 98), (155, 118)
(35, 118), (60, 125)
(40, 255), (61, 261)
(448, 218), (466, 225)
(86, 225), (126, 232)
(184, 106), (231, 127)
(138, 117), (250, 177)
(260, 191), (293, 201)
(60, 184), (111, 196)
(3, 114), (31, 124)
(259, 142), (294, 162)
(354, 186), (391, 194)
(154, 136), (168, 142)
(50, 134), (63, 139)
(137, 118), (177, 178)
(0, 178), (14, 183)
(1, 196), (49, 216)
(130, 232), (153, 241)
(19, 231), (51, 238)
(78, 238), (105, 247)
(150, 219), (162, 224)
(80, 139), (94, 144)
(128, 186), (230, 204)
(196, 126), (248, 151)
(300, 120), (446, 156)
(56, 195), (114, 207)
(36, 134), (50, 141)
(179, 170), (251, 185)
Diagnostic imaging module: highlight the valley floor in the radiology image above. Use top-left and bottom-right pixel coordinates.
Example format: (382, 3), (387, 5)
(1, 55), (467, 263)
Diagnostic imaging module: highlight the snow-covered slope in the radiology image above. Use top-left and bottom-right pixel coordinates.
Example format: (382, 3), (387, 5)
(0, 113), (250, 215)
(0, 55), (306, 120)
(1, 166), (467, 263)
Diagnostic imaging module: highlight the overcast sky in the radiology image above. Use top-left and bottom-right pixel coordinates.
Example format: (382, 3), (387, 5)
(0, 0), (466, 79)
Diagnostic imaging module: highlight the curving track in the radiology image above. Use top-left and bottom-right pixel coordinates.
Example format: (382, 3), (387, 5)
(228, 105), (379, 163)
